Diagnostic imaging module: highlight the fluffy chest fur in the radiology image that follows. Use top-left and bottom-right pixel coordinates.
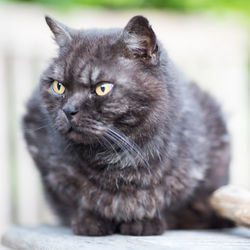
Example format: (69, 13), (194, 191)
(43, 138), (206, 223)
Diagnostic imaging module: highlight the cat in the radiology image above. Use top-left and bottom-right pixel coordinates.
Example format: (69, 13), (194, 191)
(23, 15), (233, 236)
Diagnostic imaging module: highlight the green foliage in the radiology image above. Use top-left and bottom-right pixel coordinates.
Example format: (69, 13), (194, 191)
(8, 0), (250, 16)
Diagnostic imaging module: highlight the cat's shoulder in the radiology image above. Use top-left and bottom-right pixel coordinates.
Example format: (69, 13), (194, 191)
(23, 86), (49, 144)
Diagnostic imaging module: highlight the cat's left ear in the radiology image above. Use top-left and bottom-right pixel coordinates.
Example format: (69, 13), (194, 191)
(123, 15), (158, 64)
(45, 15), (72, 47)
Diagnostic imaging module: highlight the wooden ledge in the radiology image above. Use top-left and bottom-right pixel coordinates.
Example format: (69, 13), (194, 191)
(1, 225), (250, 250)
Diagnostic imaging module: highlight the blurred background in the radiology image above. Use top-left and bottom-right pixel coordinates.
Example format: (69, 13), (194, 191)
(0, 0), (249, 242)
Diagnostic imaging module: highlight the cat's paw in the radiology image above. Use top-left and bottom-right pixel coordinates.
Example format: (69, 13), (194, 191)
(119, 218), (166, 236)
(71, 211), (115, 236)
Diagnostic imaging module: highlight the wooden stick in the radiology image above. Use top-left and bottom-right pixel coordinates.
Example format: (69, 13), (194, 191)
(210, 185), (250, 227)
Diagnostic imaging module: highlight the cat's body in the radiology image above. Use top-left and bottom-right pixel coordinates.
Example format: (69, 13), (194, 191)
(23, 15), (232, 235)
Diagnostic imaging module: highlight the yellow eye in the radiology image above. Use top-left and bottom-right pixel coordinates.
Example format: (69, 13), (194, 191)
(52, 80), (65, 94)
(95, 82), (113, 96)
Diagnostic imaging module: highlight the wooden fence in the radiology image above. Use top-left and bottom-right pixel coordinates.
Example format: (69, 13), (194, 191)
(0, 5), (249, 238)
(0, 47), (57, 238)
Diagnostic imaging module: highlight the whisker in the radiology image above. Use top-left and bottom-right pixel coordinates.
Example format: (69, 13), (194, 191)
(111, 129), (150, 170)
(63, 141), (73, 153)
(100, 136), (118, 155)
(106, 128), (150, 171)
(108, 128), (144, 158)
(24, 125), (49, 132)
(99, 136), (127, 174)
(104, 132), (137, 169)
(105, 132), (128, 153)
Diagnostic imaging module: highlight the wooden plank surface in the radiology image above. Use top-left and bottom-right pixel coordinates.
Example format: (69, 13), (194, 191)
(2, 225), (250, 250)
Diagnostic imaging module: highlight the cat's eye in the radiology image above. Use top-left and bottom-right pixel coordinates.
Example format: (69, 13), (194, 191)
(52, 80), (65, 94)
(95, 82), (113, 96)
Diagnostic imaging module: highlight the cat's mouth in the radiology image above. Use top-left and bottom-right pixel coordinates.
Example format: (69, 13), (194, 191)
(58, 113), (106, 143)
(67, 126), (87, 136)
(68, 125), (102, 135)
(66, 125), (103, 144)
(68, 126), (80, 134)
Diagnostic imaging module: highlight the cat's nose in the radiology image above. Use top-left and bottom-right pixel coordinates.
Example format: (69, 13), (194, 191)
(63, 105), (79, 119)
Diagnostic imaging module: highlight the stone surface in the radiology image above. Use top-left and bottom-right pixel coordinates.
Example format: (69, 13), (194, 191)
(2, 225), (250, 250)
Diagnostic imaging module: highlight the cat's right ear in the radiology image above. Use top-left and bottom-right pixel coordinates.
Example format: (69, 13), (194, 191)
(122, 15), (158, 64)
(45, 15), (72, 47)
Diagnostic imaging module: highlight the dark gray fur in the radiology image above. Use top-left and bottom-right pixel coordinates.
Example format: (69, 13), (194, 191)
(23, 15), (233, 235)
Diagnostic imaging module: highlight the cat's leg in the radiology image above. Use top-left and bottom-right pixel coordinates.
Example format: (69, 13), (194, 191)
(43, 172), (116, 235)
(167, 198), (234, 229)
(119, 217), (166, 235)
(71, 210), (116, 236)
(42, 176), (78, 226)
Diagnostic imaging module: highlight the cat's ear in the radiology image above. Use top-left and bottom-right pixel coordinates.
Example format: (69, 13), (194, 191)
(123, 15), (158, 64)
(45, 15), (72, 47)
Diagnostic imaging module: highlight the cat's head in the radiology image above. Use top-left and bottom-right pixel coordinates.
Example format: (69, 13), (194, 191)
(40, 15), (171, 145)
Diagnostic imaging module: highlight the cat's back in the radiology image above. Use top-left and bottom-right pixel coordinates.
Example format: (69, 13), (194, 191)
(188, 81), (230, 190)
(190, 81), (229, 144)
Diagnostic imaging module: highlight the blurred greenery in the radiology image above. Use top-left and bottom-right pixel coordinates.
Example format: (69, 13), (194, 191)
(5, 0), (250, 16)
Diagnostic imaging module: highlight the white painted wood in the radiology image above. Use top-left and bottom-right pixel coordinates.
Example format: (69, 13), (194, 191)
(0, 49), (11, 237)
(11, 53), (57, 226)
(11, 53), (44, 225)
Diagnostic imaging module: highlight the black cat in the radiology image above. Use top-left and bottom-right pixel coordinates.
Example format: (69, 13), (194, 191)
(23, 15), (233, 235)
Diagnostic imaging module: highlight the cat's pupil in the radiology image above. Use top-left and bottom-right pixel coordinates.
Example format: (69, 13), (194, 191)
(57, 83), (61, 90)
(101, 86), (105, 92)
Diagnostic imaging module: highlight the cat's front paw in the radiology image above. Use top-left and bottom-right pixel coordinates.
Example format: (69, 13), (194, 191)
(119, 218), (166, 236)
(71, 211), (115, 236)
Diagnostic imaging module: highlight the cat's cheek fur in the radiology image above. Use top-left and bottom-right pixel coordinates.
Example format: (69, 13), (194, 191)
(54, 110), (71, 134)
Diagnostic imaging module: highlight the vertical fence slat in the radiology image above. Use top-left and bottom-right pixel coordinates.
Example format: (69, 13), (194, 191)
(11, 53), (42, 225)
(0, 51), (11, 236)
